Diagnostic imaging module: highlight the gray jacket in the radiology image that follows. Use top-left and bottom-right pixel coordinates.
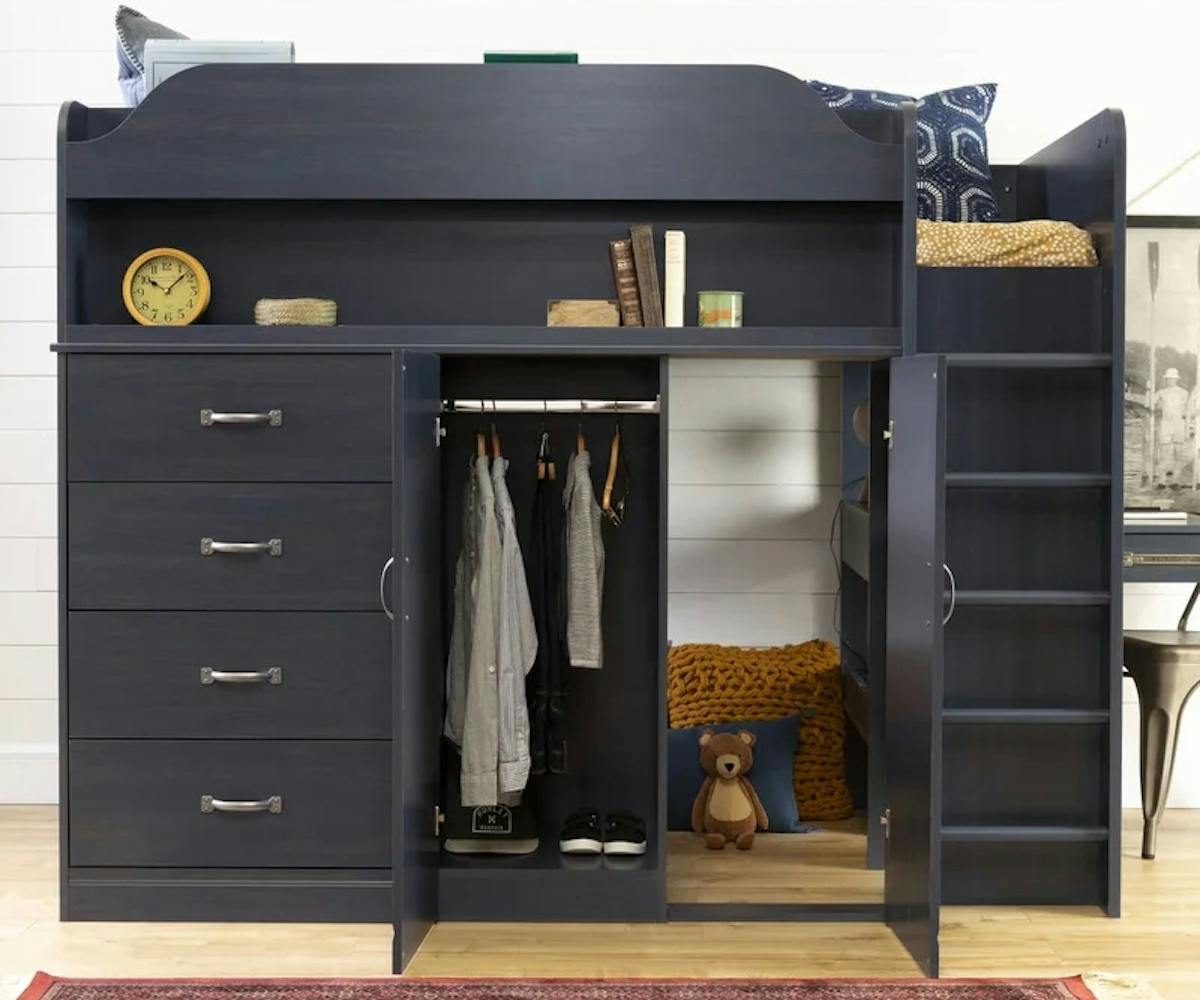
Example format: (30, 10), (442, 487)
(563, 450), (605, 669)
(445, 455), (538, 807)
(492, 457), (538, 800)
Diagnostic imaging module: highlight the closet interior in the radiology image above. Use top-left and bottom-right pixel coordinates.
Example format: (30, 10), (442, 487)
(431, 357), (665, 922)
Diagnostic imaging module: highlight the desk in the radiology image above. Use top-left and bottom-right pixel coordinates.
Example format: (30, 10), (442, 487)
(1124, 523), (1200, 584)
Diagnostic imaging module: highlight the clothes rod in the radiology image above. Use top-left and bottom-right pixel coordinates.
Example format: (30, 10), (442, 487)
(443, 398), (660, 414)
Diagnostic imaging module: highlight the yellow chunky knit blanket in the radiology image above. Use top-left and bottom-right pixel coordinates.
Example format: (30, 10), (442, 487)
(667, 640), (853, 821)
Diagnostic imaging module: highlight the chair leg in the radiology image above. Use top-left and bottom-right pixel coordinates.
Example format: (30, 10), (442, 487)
(1134, 672), (1200, 860)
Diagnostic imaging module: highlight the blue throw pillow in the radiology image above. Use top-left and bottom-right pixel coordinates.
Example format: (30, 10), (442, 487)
(809, 80), (1000, 223)
(667, 715), (808, 833)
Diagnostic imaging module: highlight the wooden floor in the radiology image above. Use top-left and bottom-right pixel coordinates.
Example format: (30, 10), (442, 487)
(666, 820), (883, 903)
(1, 807), (1197, 997)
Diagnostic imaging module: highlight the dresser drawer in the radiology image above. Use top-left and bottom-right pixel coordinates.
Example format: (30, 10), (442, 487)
(69, 612), (390, 738)
(69, 740), (390, 868)
(68, 483), (391, 610)
(67, 354), (391, 482)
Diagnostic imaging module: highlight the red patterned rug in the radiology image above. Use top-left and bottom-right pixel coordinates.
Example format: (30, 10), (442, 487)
(16, 973), (1100, 1000)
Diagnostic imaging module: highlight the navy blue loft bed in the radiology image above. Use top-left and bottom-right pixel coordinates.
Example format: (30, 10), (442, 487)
(53, 64), (1123, 978)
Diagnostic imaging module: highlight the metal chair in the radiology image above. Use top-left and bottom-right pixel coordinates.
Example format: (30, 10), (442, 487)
(1124, 583), (1200, 859)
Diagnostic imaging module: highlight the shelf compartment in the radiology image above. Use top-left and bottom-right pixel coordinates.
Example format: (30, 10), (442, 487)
(58, 324), (903, 359)
(945, 486), (1109, 592)
(943, 709), (1109, 725)
(943, 723), (1107, 828)
(942, 840), (1106, 906)
(71, 198), (903, 330)
(945, 472), (1111, 488)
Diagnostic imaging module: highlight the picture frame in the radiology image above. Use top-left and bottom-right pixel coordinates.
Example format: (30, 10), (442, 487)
(1125, 216), (1200, 513)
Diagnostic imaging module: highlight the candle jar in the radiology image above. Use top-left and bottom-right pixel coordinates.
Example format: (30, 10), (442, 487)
(697, 290), (743, 328)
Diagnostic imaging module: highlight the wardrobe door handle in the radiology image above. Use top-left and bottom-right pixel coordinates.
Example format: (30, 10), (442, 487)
(200, 795), (283, 814)
(200, 409), (282, 427)
(380, 556), (395, 621)
(942, 563), (957, 626)
(200, 538), (283, 557)
(200, 667), (283, 686)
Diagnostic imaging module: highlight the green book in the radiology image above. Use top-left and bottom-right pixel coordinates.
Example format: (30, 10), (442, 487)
(484, 52), (578, 64)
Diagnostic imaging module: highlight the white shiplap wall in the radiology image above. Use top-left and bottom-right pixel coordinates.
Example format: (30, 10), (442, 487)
(3, 0), (1199, 805)
(668, 360), (841, 647)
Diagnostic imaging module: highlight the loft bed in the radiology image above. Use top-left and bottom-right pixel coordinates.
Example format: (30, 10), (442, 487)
(53, 64), (1123, 979)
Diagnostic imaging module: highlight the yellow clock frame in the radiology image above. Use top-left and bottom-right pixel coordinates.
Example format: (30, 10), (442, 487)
(121, 247), (211, 326)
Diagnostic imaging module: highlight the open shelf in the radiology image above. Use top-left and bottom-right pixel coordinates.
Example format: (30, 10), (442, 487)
(952, 590), (1111, 606)
(945, 472), (1111, 488)
(941, 825), (1108, 843)
(943, 708), (1109, 725)
(57, 324), (903, 359)
(945, 353), (1112, 369)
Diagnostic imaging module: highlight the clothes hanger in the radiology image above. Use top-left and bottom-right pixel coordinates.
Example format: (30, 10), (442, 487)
(576, 401), (586, 456)
(537, 402), (554, 480)
(490, 399), (502, 459)
(602, 401), (622, 519)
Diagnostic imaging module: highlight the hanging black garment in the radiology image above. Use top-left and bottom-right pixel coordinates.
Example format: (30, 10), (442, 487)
(528, 438), (568, 775)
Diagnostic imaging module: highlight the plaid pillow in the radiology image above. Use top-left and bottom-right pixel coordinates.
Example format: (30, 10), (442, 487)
(809, 80), (1000, 222)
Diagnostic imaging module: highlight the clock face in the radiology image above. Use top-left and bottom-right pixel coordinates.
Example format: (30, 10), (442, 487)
(122, 248), (210, 326)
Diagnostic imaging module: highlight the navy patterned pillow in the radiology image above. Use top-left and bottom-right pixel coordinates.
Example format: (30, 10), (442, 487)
(808, 81), (1000, 222)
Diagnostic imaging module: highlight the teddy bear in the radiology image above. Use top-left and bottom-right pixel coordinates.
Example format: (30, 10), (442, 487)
(690, 730), (769, 850)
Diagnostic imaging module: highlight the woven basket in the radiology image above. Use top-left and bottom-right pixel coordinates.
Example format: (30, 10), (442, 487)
(254, 298), (337, 326)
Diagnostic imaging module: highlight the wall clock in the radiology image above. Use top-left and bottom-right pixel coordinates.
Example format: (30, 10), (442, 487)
(122, 247), (211, 326)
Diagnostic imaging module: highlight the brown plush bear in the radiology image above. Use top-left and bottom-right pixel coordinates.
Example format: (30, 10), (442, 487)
(690, 730), (769, 850)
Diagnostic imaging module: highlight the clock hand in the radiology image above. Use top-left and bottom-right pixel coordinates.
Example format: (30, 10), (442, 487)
(164, 273), (187, 294)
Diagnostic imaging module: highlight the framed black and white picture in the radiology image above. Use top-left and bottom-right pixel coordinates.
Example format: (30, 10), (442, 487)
(1126, 216), (1200, 514)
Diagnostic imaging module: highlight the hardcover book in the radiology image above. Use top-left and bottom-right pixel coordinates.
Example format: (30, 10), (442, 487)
(629, 224), (665, 327)
(609, 239), (643, 326)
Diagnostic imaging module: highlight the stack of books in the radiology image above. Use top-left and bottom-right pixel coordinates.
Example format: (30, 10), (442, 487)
(609, 225), (685, 328)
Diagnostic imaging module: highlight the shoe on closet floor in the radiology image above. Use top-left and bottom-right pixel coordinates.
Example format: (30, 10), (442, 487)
(603, 809), (647, 856)
(559, 807), (603, 855)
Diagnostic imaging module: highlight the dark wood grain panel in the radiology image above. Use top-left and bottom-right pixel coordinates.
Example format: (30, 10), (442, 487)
(68, 484), (391, 610)
(68, 740), (390, 868)
(942, 724), (1105, 828)
(62, 65), (905, 202)
(67, 354), (391, 482)
(68, 612), (390, 738)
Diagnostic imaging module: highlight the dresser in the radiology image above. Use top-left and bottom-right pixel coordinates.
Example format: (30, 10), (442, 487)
(61, 352), (395, 920)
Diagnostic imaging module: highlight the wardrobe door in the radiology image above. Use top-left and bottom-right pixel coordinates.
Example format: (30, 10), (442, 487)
(884, 354), (946, 977)
(391, 350), (443, 973)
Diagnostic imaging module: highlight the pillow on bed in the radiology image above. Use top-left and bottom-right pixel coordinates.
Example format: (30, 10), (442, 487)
(667, 715), (810, 833)
(116, 5), (188, 107)
(809, 81), (1000, 223)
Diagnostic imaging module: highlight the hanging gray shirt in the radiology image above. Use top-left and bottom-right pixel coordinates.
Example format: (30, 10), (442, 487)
(458, 455), (503, 807)
(563, 450), (605, 669)
(492, 457), (538, 801)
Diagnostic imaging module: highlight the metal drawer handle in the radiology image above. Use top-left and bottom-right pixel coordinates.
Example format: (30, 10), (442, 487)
(943, 563), (957, 626)
(200, 409), (282, 427)
(200, 538), (283, 557)
(380, 556), (395, 621)
(200, 667), (283, 686)
(201, 795), (283, 814)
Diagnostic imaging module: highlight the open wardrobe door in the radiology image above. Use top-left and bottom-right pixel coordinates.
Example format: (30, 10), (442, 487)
(883, 354), (946, 977)
(391, 350), (443, 973)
